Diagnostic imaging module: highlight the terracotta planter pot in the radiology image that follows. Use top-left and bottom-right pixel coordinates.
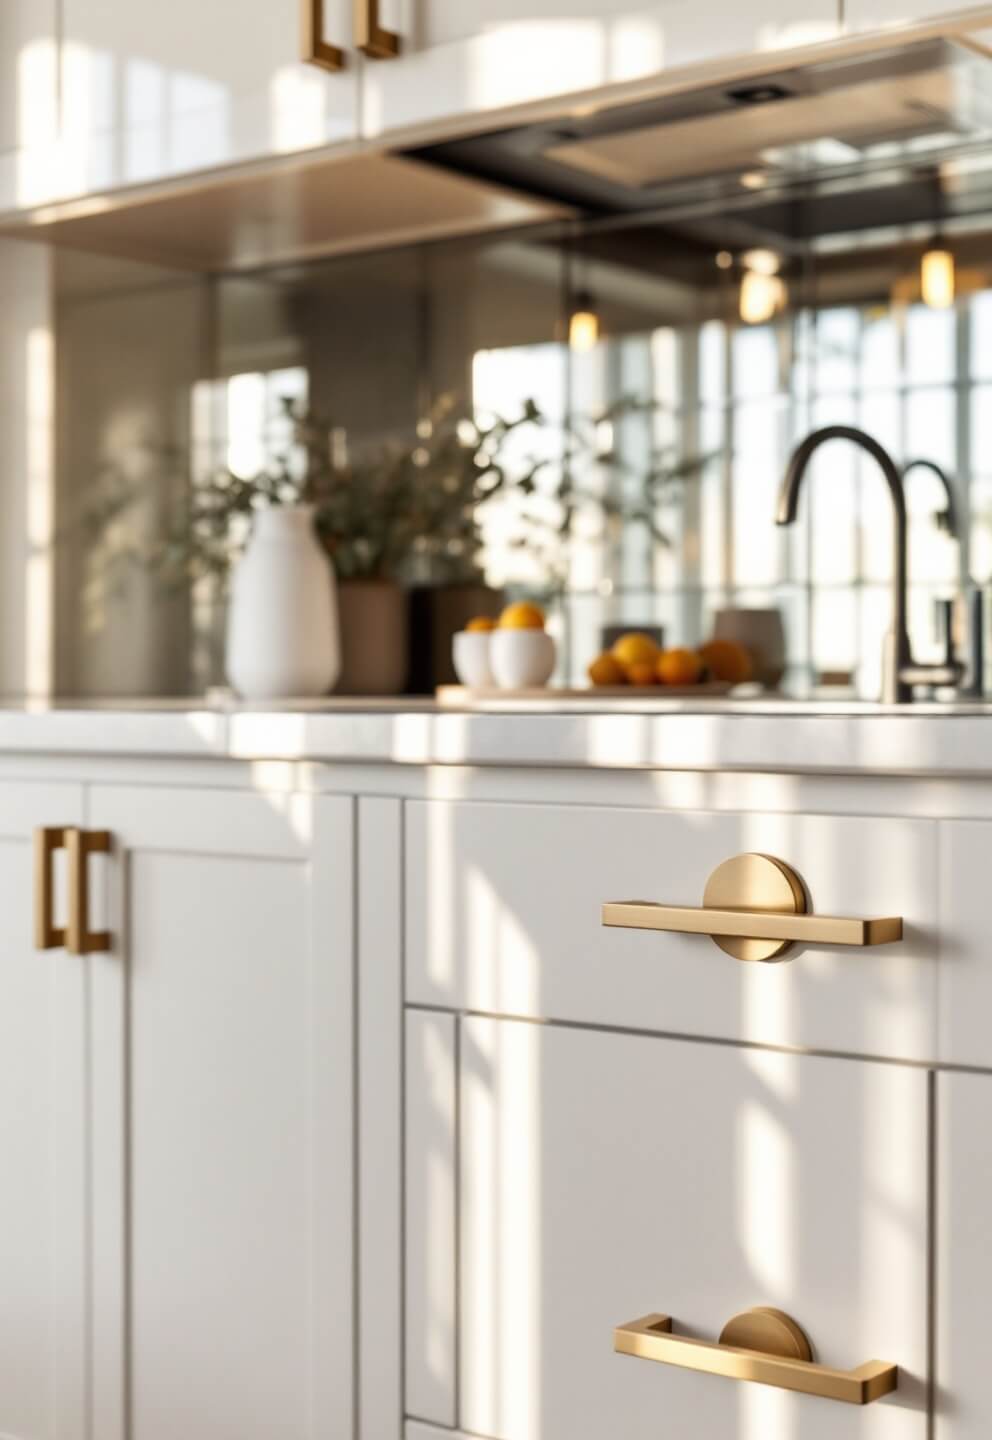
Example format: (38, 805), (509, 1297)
(336, 580), (409, 696)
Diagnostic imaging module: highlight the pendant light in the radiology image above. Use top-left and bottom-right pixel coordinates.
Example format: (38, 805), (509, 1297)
(569, 291), (600, 352)
(568, 230), (600, 352)
(739, 248), (787, 325)
(922, 168), (955, 310)
(921, 246), (955, 309)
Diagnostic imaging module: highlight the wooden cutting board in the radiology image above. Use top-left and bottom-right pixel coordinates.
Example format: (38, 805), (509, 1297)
(436, 682), (733, 704)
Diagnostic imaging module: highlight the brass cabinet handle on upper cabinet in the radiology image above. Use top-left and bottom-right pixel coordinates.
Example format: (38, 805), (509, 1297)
(66, 828), (111, 956)
(602, 852), (903, 962)
(302, 0), (346, 70)
(34, 827), (67, 950)
(615, 1311), (898, 1406)
(355, 0), (400, 58)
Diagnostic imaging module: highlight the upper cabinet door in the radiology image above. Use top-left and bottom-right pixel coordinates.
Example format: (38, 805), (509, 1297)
(0, 2), (59, 211)
(846, 2), (992, 29)
(59, 0), (359, 197)
(361, 0), (841, 140)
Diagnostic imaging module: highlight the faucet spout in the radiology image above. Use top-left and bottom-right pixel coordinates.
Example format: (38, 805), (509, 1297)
(901, 458), (960, 538)
(777, 425), (912, 702)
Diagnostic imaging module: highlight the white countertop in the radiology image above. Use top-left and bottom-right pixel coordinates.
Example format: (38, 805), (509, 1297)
(3, 694), (992, 775)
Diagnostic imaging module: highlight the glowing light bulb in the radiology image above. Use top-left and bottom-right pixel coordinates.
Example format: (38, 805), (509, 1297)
(569, 303), (600, 352)
(739, 269), (787, 325)
(921, 247), (955, 309)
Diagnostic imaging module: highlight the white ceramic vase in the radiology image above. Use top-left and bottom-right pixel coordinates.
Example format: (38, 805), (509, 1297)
(226, 504), (340, 700)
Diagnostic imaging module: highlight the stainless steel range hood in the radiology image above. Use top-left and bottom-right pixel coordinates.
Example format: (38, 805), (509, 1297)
(413, 37), (992, 214)
(8, 33), (992, 273)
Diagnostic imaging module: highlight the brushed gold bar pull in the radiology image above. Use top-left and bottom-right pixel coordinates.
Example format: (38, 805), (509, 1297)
(34, 827), (67, 950)
(615, 1312), (898, 1406)
(602, 903), (903, 947)
(66, 828), (111, 957)
(355, 0), (400, 58)
(302, 0), (346, 71)
(602, 853), (903, 962)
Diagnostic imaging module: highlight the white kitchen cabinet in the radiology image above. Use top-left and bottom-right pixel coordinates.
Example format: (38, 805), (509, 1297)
(846, 2), (992, 30)
(0, 1), (59, 211)
(407, 1015), (929, 1440)
(937, 1070), (992, 1440)
(0, 784), (84, 1440)
(82, 783), (355, 1440)
(362, 0), (840, 140)
(59, 0), (359, 196)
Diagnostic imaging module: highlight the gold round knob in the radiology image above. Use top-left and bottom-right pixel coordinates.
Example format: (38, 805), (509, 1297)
(719, 1307), (813, 1362)
(702, 853), (808, 963)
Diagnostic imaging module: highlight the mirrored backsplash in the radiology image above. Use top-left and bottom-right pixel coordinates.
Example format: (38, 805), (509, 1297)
(53, 162), (992, 697)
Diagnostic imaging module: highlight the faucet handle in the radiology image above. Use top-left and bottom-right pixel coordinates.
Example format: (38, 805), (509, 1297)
(935, 597), (956, 666)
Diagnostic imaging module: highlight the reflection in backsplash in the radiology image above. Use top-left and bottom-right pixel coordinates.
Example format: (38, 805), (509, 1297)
(54, 174), (992, 697)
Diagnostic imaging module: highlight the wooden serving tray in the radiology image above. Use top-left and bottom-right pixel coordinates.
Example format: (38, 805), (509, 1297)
(437, 682), (733, 704)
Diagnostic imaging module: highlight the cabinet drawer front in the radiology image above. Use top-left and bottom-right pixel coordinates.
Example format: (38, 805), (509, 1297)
(406, 801), (938, 1060)
(937, 1070), (992, 1440)
(444, 1020), (929, 1440)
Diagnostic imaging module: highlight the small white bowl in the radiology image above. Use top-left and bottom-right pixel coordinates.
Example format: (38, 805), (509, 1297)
(452, 630), (496, 689)
(490, 629), (556, 689)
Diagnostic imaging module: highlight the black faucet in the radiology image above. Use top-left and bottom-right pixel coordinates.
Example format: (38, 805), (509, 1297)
(777, 425), (965, 703)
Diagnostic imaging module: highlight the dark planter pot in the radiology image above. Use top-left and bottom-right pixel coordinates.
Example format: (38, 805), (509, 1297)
(335, 579), (409, 696)
(407, 584), (506, 694)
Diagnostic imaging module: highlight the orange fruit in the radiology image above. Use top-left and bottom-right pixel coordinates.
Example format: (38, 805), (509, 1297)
(499, 601), (546, 631)
(656, 647), (705, 686)
(698, 639), (752, 684)
(466, 616), (497, 633)
(611, 632), (660, 670)
(626, 661), (659, 687)
(587, 652), (627, 687)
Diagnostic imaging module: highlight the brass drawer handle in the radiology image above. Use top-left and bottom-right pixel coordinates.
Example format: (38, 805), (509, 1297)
(615, 1310), (898, 1406)
(34, 827), (67, 950)
(302, 0), (346, 71)
(66, 828), (112, 956)
(602, 852), (903, 962)
(355, 0), (400, 57)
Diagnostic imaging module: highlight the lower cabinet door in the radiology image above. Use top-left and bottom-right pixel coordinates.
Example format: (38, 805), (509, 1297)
(408, 1016), (930, 1440)
(0, 784), (85, 1440)
(86, 786), (355, 1440)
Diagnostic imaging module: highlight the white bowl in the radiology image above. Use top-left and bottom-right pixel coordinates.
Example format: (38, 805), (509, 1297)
(490, 629), (556, 689)
(452, 630), (496, 689)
